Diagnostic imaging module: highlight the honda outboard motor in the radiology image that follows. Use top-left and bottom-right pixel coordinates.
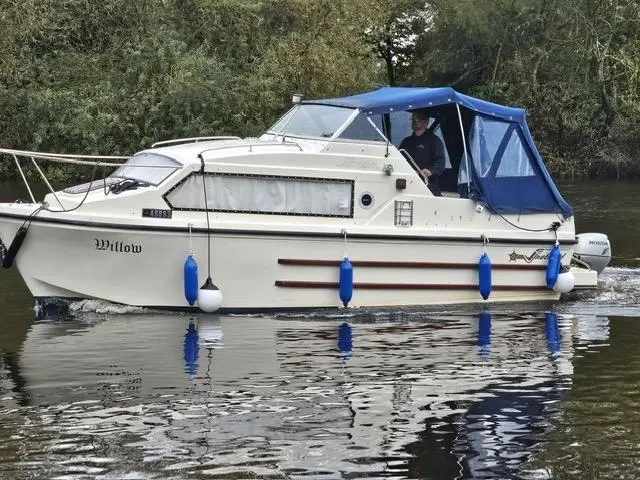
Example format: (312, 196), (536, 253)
(573, 233), (611, 274)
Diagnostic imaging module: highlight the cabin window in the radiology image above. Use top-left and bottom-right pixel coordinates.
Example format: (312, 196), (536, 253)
(63, 153), (179, 194)
(165, 173), (353, 217)
(110, 153), (180, 186)
(63, 177), (120, 194)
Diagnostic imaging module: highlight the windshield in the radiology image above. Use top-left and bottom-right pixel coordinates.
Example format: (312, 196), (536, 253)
(267, 104), (355, 139)
(338, 113), (387, 142)
(109, 153), (180, 186)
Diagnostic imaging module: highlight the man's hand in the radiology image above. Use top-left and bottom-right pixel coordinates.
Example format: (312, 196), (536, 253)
(421, 168), (432, 178)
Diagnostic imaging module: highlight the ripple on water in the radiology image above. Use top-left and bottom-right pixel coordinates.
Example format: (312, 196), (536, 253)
(0, 295), (638, 478)
(561, 267), (640, 316)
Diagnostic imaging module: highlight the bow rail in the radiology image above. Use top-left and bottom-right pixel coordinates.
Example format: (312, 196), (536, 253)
(0, 148), (172, 204)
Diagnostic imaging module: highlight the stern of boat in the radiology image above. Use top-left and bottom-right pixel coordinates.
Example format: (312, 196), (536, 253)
(569, 266), (599, 289)
(568, 232), (612, 290)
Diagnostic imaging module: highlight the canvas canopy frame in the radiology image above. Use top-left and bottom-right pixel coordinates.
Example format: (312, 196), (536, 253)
(308, 87), (573, 217)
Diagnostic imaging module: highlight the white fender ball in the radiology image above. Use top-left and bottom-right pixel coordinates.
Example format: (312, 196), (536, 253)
(553, 271), (575, 293)
(198, 277), (223, 313)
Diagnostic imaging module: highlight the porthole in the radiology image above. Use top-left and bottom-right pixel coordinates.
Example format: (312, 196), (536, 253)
(359, 192), (374, 209)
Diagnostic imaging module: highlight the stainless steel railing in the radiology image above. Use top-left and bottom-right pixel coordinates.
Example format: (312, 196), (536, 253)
(0, 148), (132, 204)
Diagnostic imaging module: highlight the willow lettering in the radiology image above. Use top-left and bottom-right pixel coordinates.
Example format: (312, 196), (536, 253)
(95, 239), (142, 254)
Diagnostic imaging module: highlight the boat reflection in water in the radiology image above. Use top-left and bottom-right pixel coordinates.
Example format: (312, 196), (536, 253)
(0, 309), (610, 479)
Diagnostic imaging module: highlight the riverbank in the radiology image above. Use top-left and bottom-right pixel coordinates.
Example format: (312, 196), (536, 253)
(544, 139), (640, 180)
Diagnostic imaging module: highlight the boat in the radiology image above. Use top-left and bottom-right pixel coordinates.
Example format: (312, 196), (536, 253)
(0, 86), (612, 312)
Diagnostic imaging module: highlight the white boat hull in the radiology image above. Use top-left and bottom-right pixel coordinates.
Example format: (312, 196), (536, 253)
(0, 213), (565, 311)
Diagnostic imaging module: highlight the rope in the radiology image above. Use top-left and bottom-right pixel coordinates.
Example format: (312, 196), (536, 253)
(40, 162), (100, 213)
(493, 209), (563, 234)
(200, 156), (212, 278)
(481, 233), (489, 254)
(342, 229), (348, 258)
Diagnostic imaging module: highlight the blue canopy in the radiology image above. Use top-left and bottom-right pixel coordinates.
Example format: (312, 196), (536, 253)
(309, 87), (573, 217)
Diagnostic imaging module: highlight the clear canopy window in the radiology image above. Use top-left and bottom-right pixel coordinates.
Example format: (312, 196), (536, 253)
(390, 111), (452, 168)
(495, 129), (535, 177)
(109, 153), (180, 186)
(468, 116), (535, 178)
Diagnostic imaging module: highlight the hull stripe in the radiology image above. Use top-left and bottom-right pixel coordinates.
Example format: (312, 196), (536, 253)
(278, 258), (547, 270)
(275, 281), (549, 291)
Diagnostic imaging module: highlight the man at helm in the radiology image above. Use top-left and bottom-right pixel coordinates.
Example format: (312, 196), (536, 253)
(399, 109), (446, 196)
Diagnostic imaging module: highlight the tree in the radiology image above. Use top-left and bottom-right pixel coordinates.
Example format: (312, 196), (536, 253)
(364, 0), (434, 86)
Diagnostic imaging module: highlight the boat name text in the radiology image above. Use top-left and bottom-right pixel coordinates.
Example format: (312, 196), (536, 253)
(336, 158), (378, 170)
(95, 239), (142, 254)
(508, 248), (566, 263)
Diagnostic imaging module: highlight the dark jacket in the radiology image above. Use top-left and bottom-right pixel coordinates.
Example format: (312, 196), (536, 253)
(399, 131), (446, 183)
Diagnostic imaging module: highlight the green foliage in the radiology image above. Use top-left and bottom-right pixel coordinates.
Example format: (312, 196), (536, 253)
(397, 0), (640, 178)
(0, 0), (639, 182)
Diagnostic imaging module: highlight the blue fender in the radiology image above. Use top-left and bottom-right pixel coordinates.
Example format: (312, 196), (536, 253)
(339, 257), (353, 307)
(478, 252), (492, 300)
(184, 254), (199, 306)
(546, 244), (561, 289)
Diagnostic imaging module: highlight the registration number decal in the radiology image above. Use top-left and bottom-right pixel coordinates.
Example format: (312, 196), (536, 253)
(142, 208), (172, 219)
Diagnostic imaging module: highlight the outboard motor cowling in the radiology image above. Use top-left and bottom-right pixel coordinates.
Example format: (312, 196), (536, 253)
(573, 233), (611, 274)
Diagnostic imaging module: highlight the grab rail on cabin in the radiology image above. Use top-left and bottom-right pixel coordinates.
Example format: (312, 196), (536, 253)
(198, 141), (304, 159)
(151, 136), (241, 148)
